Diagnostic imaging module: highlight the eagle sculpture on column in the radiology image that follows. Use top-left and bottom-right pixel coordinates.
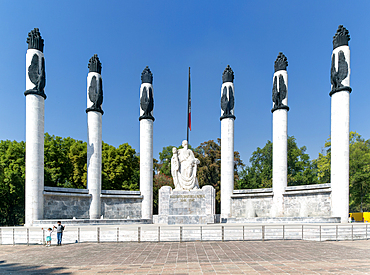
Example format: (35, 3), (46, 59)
(272, 75), (287, 108)
(140, 86), (154, 120)
(221, 86), (234, 118)
(87, 75), (104, 114)
(331, 50), (348, 91)
(27, 54), (46, 97)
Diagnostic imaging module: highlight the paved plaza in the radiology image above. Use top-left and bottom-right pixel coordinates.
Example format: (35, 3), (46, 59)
(0, 240), (369, 274)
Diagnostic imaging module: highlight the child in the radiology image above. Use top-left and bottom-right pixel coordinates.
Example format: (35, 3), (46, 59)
(42, 227), (54, 246)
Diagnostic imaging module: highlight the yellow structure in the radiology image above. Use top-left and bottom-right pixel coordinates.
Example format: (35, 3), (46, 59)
(349, 212), (370, 222)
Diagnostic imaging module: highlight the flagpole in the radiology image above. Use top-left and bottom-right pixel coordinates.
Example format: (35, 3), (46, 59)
(187, 67), (190, 144)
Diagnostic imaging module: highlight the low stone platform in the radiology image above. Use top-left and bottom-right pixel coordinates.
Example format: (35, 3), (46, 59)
(1, 240), (370, 274)
(224, 216), (341, 223)
(156, 185), (216, 224)
(32, 218), (152, 226)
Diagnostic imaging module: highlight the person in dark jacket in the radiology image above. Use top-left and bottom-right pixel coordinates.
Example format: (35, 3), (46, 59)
(54, 221), (65, 246)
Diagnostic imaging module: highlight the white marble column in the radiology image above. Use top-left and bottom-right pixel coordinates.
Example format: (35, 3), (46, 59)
(271, 53), (289, 217)
(25, 28), (46, 226)
(139, 66), (154, 220)
(330, 25), (351, 223)
(220, 65), (235, 220)
(86, 54), (104, 220)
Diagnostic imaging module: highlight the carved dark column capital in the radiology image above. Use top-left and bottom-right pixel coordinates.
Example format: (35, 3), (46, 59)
(222, 65), (234, 83)
(141, 66), (153, 84)
(274, 52), (288, 72)
(333, 25), (350, 50)
(88, 54), (102, 74)
(27, 28), (44, 53)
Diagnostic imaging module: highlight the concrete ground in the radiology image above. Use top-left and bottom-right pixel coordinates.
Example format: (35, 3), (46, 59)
(0, 240), (369, 274)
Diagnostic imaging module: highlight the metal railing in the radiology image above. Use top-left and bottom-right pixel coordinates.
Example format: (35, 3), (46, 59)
(0, 224), (368, 245)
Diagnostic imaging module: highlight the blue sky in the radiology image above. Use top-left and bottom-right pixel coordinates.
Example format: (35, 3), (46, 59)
(0, 1), (369, 165)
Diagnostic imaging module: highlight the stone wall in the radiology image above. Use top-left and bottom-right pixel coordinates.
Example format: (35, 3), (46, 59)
(44, 187), (91, 219)
(43, 187), (143, 220)
(101, 190), (142, 219)
(283, 184), (332, 217)
(231, 188), (273, 218)
(231, 184), (332, 219)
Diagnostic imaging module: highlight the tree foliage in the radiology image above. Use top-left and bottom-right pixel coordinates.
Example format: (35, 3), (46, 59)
(153, 173), (173, 214)
(316, 132), (370, 212)
(237, 136), (318, 190)
(0, 140), (25, 226)
(101, 142), (140, 191)
(0, 134), (140, 225)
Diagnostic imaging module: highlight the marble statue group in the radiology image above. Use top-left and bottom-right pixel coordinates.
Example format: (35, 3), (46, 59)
(171, 140), (200, 191)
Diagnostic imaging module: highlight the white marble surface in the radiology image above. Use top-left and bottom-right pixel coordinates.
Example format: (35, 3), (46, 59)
(25, 94), (45, 226)
(331, 45), (350, 223)
(140, 117), (153, 219)
(87, 72), (103, 220)
(25, 48), (45, 226)
(221, 117), (234, 219)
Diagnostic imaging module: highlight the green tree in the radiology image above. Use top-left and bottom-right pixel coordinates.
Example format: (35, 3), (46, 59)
(44, 133), (74, 187)
(236, 140), (273, 189)
(101, 142), (140, 190)
(157, 145), (175, 176)
(68, 140), (87, 189)
(0, 140), (25, 226)
(237, 136), (318, 189)
(153, 173), (174, 214)
(316, 132), (370, 212)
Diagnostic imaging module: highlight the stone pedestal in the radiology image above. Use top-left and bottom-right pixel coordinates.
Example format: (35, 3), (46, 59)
(157, 185), (216, 224)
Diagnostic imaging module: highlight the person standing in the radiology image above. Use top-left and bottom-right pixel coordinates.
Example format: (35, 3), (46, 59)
(55, 221), (65, 246)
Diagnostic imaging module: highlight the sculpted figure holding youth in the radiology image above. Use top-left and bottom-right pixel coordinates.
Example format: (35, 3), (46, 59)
(171, 140), (200, 190)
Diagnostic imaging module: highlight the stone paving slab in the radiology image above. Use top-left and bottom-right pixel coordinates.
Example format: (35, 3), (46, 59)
(0, 240), (369, 274)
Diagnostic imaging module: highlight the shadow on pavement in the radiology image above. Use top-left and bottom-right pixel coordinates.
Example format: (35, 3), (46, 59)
(0, 260), (71, 274)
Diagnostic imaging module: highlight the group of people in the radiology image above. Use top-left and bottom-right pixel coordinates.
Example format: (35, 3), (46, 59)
(42, 221), (65, 247)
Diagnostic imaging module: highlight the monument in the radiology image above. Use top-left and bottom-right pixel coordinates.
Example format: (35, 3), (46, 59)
(25, 28), (46, 226)
(157, 140), (216, 224)
(330, 25), (351, 223)
(139, 66), (155, 220)
(271, 52), (289, 217)
(171, 140), (200, 190)
(86, 54), (104, 219)
(220, 65), (236, 220)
